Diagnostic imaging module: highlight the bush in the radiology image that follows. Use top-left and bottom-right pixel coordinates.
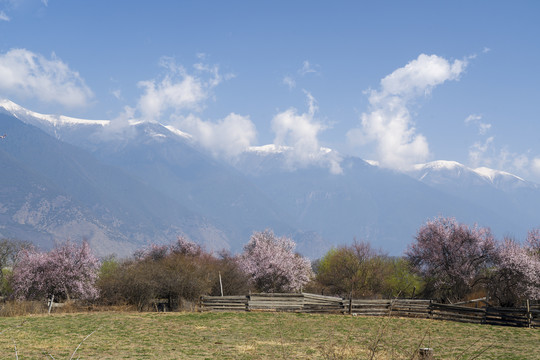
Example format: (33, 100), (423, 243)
(210, 251), (252, 296)
(97, 237), (219, 310)
(315, 241), (388, 298)
(381, 257), (424, 298)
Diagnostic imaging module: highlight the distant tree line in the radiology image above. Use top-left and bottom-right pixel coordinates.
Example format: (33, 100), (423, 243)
(1, 218), (539, 310)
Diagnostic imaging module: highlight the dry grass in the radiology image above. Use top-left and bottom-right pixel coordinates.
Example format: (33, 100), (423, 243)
(0, 301), (47, 317)
(0, 311), (538, 359)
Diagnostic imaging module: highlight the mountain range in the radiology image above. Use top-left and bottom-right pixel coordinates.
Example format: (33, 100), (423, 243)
(1, 99), (538, 258)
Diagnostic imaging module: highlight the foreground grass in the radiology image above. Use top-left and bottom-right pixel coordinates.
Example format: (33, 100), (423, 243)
(0, 311), (538, 359)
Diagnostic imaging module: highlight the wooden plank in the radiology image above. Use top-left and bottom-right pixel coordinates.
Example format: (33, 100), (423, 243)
(352, 299), (390, 303)
(430, 303), (485, 314)
(249, 293), (303, 298)
(302, 293), (344, 302)
(352, 312), (389, 317)
(487, 307), (529, 314)
(201, 295), (248, 300)
(431, 312), (484, 320)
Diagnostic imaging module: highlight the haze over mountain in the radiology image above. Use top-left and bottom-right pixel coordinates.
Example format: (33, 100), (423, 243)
(1, 100), (539, 258)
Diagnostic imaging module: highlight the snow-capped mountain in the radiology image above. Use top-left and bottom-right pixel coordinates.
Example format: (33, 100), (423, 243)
(0, 101), (295, 256)
(410, 160), (536, 191)
(0, 111), (227, 257)
(1, 100), (539, 258)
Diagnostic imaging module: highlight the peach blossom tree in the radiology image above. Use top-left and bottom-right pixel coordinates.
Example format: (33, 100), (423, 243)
(490, 230), (540, 306)
(238, 230), (312, 293)
(11, 240), (100, 301)
(406, 217), (496, 302)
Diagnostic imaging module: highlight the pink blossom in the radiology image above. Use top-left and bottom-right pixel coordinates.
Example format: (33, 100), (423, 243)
(134, 243), (169, 261)
(493, 234), (540, 303)
(134, 236), (202, 261)
(406, 216), (496, 301)
(11, 240), (100, 301)
(238, 230), (313, 292)
(170, 236), (202, 257)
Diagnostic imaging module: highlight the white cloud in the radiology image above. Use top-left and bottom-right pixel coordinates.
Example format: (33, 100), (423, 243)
(512, 153), (530, 172)
(111, 89), (122, 100)
(376, 54), (464, 99)
(175, 113), (257, 158)
(347, 54), (467, 171)
(478, 123), (492, 135)
(468, 136), (495, 167)
(467, 137), (540, 182)
(298, 60), (319, 76)
(272, 92), (342, 174)
(532, 158), (540, 177)
(465, 114), (482, 123)
(130, 56), (250, 159)
(95, 105), (136, 141)
(0, 48), (93, 108)
(135, 57), (223, 121)
(465, 114), (491, 135)
(137, 75), (205, 120)
(0, 11), (10, 21)
(283, 76), (296, 90)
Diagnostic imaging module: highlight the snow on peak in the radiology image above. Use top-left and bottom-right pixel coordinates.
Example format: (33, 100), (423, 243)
(365, 160), (380, 167)
(0, 98), (109, 126)
(409, 160), (532, 190)
(414, 160), (465, 171)
(163, 125), (193, 140)
(473, 167), (525, 183)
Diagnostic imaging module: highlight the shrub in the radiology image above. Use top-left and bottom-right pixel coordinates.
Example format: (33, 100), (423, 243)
(97, 237), (218, 310)
(210, 251), (252, 296)
(381, 257), (424, 298)
(315, 241), (388, 298)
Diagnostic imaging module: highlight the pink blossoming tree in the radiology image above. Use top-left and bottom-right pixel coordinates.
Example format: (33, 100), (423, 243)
(238, 230), (313, 293)
(490, 230), (540, 306)
(11, 240), (100, 301)
(406, 217), (496, 302)
(134, 236), (202, 261)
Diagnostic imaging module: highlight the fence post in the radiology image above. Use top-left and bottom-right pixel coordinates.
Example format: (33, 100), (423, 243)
(349, 298), (353, 315)
(219, 271), (223, 297)
(526, 299), (531, 328)
(47, 294), (54, 315)
(418, 348), (434, 359)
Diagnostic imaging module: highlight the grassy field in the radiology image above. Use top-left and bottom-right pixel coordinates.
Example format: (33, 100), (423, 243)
(0, 311), (538, 359)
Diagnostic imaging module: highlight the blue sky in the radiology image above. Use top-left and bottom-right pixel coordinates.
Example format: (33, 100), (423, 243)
(1, 1), (540, 180)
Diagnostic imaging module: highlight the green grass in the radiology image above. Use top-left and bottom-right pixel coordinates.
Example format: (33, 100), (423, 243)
(0, 311), (538, 359)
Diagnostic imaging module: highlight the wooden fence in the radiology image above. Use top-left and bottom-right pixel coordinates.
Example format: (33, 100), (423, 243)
(199, 293), (540, 328)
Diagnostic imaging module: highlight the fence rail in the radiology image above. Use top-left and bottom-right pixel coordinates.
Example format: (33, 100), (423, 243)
(199, 293), (539, 328)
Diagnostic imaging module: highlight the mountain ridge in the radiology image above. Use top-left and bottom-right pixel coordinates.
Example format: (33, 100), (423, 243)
(1, 100), (539, 258)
